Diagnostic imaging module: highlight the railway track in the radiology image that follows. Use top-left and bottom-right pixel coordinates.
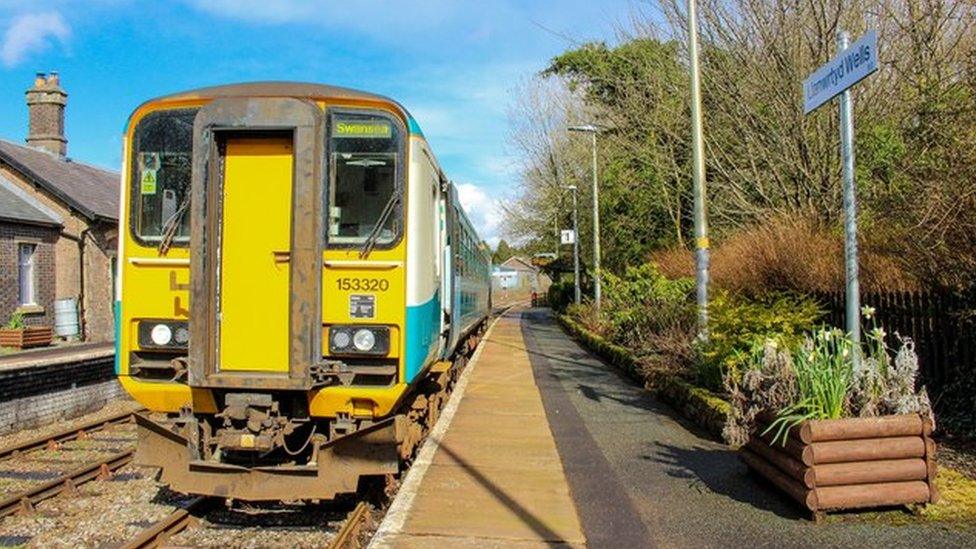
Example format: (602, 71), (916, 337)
(121, 499), (371, 548)
(120, 496), (210, 549)
(0, 408), (142, 519)
(329, 501), (370, 549)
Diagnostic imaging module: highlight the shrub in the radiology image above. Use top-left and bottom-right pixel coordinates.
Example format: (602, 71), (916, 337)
(696, 291), (822, 391)
(547, 279), (576, 313)
(723, 315), (936, 448)
(650, 214), (919, 295)
(4, 312), (25, 330)
(600, 264), (697, 374)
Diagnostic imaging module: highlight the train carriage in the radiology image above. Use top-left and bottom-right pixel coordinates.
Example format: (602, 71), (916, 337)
(116, 82), (491, 501)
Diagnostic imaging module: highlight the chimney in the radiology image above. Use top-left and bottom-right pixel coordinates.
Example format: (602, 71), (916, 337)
(25, 71), (68, 157)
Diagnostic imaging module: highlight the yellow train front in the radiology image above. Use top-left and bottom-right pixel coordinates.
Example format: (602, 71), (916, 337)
(115, 83), (491, 501)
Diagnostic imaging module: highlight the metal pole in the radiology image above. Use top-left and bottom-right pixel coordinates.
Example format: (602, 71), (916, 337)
(688, 0), (710, 338)
(571, 187), (581, 305)
(837, 30), (861, 350)
(590, 132), (602, 312)
(554, 210), (559, 258)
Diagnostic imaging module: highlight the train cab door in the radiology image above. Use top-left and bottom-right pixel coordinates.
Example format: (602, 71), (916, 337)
(217, 135), (293, 373)
(188, 97), (324, 390)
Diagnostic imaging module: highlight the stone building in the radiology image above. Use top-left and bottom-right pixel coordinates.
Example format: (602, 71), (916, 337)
(491, 256), (551, 303)
(0, 73), (119, 341)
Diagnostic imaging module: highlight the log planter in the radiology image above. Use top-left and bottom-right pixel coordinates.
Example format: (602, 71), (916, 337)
(0, 326), (53, 349)
(741, 414), (938, 519)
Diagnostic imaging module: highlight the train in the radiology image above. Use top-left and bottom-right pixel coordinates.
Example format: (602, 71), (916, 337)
(115, 82), (492, 501)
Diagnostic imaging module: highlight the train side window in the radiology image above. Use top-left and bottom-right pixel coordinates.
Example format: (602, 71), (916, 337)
(327, 111), (403, 247)
(130, 109), (196, 245)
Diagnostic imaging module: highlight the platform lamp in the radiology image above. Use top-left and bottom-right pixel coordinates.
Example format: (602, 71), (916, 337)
(562, 185), (581, 306)
(566, 124), (602, 312)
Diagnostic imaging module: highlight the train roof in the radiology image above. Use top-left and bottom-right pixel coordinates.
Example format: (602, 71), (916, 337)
(127, 81), (422, 135)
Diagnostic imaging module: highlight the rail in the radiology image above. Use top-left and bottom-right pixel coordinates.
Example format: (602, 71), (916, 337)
(328, 501), (370, 549)
(0, 449), (133, 518)
(0, 408), (140, 462)
(120, 496), (211, 549)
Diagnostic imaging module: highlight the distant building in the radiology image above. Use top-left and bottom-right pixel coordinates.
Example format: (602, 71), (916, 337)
(492, 256), (551, 302)
(0, 73), (119, 341)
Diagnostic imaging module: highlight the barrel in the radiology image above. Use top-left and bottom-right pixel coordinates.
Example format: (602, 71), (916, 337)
(54, 297), (79, 337)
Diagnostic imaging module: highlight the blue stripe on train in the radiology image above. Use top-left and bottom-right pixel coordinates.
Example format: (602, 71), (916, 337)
(404, 291), (441, 382)
(113, 300), (121, 375)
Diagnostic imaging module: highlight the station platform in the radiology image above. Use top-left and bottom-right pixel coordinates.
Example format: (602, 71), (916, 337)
(372, 307), (586, 548)
(0, 341), (113, 371)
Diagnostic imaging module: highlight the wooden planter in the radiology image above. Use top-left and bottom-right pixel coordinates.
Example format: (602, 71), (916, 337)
(741, 414), (938, 518)
(0, 326), (53, 349)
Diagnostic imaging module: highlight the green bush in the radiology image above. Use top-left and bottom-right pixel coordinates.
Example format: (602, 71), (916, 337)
(600, 264), (697, 372)
(696, 291), (822, 391)
(4, 312), (25, 330)
(547, 279), (577, 313)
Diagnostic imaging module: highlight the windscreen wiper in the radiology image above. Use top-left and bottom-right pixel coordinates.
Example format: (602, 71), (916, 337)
(358, 187), (402, 259)
(158, 192), (191, 255)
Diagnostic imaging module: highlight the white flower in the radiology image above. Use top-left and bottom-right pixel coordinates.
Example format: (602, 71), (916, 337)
(861, 305), (876, 319)
(872, 327), (886, 340)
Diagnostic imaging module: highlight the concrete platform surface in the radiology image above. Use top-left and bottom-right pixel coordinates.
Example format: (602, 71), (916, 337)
(0, 341), (113, 371)
(372, 309), (586, 548)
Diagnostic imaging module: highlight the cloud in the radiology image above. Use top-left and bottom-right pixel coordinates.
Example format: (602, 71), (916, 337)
(455, 182), (504, 247)
(1, 11), (70, 67)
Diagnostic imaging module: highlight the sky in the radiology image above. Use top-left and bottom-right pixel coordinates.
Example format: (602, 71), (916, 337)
(0, 0), (634, 246)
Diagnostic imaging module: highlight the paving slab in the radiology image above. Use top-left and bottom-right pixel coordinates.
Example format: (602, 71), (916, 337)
(374, 309), (586, 547)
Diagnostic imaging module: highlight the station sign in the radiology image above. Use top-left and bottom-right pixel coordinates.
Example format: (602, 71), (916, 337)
(560, 230), (576, 245)
(803, 30), (878, 114)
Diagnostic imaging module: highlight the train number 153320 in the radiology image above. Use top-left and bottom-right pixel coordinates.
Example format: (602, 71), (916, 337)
(336, 278), (390, 292)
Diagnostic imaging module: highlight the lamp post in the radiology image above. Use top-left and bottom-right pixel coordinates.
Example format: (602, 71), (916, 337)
(563, 185), (581, 305)
(686, 0), (710, 339)
(567, 124), (601, 312)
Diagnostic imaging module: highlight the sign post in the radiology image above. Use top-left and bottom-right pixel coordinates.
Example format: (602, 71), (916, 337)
(803, 29), (878, 351)
(561, 185), (581, 305)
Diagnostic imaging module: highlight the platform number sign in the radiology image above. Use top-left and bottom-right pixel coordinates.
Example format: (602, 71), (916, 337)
(560, 230), (575, 245)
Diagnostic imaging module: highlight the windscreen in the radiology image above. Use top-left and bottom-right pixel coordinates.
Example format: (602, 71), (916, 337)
(130, 109), (196, 244)
(327, 112), (401, 246)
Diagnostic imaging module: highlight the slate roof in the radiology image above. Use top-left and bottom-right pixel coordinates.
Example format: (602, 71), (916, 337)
(0, 139), (118, 222)
(0, 176), (61, 227)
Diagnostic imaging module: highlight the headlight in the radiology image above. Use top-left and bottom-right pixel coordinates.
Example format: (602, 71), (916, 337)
(353, 329), (375, 352)
(328, 326), (389, 356)
(150, 324), (172, 346)
(139, 320), (189, 350)
(332, 330), (351, 350)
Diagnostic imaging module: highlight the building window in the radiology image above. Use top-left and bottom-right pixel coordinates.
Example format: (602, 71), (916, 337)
(18, 243), (37, 305)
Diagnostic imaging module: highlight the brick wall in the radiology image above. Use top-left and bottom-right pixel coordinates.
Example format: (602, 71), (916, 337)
(83, 224), (117, 341)
(0, 379), (124, 435)
(0, 165), (118, 341)
(0, 220), (58, 327)
(0, 355), (121, 435)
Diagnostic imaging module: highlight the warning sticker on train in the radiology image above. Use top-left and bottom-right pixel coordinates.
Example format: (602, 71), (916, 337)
(350, 294), (376, 319)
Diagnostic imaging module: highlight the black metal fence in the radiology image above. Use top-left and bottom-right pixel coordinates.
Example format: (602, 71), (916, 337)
(813, 291), (975, 398)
